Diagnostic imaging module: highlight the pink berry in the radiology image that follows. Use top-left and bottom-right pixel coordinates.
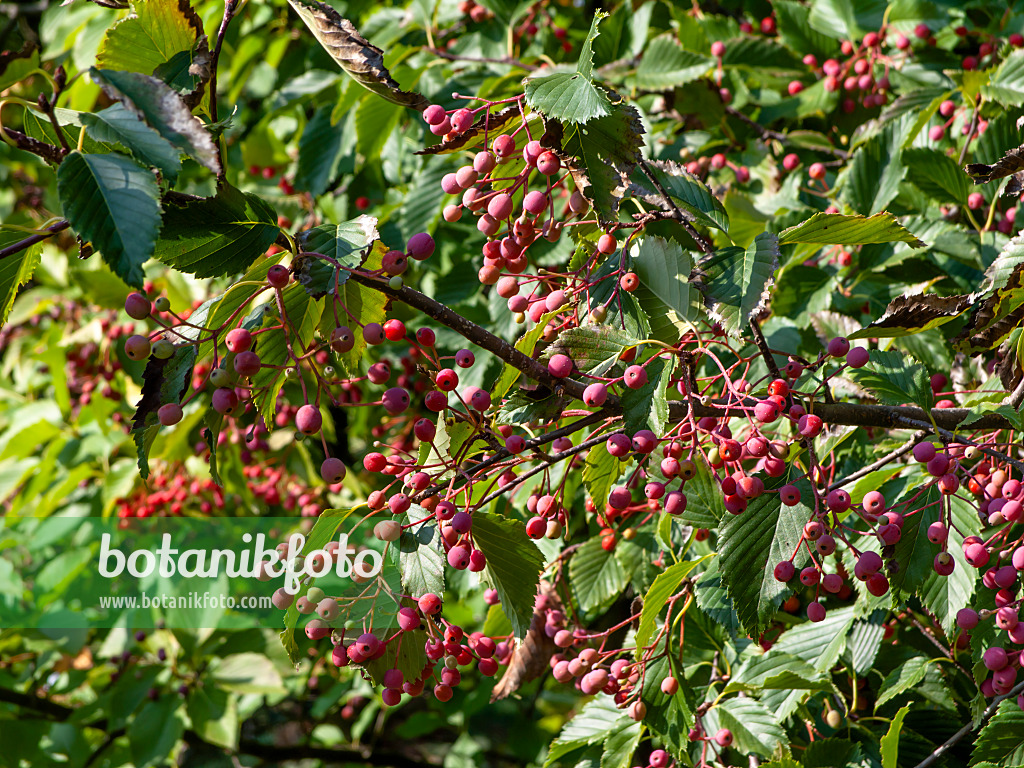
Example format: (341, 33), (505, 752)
(548, 354), (573, 378)
(158, 403), (183, 426)
(296, 404), (322, 435)
(124, 292), (151, 319)
(623, 365), (647, 388)
(827, 336), (850, 357)
(583, 383), (608, 407)
(846, 346), (870, 367)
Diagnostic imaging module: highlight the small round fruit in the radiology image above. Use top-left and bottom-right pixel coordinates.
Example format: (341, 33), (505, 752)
(267, 264), (290, 288)
(233, 351), (261, 377)
(158, 403), (183, 426)
(715, 728), (733, 747)
(321, 457), (346, 484)
(296, 404), (323, 435)
(124, 335), (152, 361)
(124, 292), (151, 319)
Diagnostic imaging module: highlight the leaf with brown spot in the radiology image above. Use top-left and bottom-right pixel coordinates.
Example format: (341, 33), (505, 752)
(965, 144), (1024, 195)
(955, 262), (1024, 354)
(848, 292), (979, 340)
(287, 0), (429, 110)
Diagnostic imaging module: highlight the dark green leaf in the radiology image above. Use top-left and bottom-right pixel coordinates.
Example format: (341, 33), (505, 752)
(631, 160), (729, 231)
(152, 186), (279, 278)
(904, 147), (971, 205)
(56, 151), (162, 289)
(81, 103), (182, 183)
(472, 512), (544, 639)
(619, 355), (671, 436)
(692, 232), (779, 337)
(634, 555), (714, 655)
(847, 349), (932, 407)
(632, 236), (704, 345)
(970, 699), (1024, 767)
(583, 442), (622, 511)
(632, 34), (713, 91)
(569, 536), (628, 614)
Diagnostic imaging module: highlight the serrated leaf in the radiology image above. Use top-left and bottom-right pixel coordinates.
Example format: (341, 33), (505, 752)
(56, 151), (162, 289)
(570, 536), (628, 614)
(619, 355), (671, 435)
(363, 627), (429, 687)
(600, 719), (643, 768)
(583, 442), (621, 511)
(81, 104), (182, 183)
(889, 485), (943, 596)
(472, 512), (544, 639)
(676, 459), (726, 528)
(881, 704), (911, 768)
(632, 34), (713, 91)
(96, 0), (204, 79)
(720, 36), (802, 71)
(847, 349), (932, 407)
(775, 0), (840, 59)
(841, 129), (905, 215)
(920, 494), (980, 636)
(965, 143), (1024, 193)
(875, 656), (933, 710)
(718, 481), (811, 635)
(546, 325), (637, 377)
(631, 159), (729, 231)
(295, 105), (348, 196)
(152, 186), (279, 278)
(632, 236), (703, 345)
(982, 49), (1024, 107)
(634, 555), (713, 657)
(691, 232), (779, 338)
(808, 0), (886, 40)
(585, 252), (652, 340)
(771, 606), (857, 673)
(295, 217), (378, 298)
(904, 147), (971, 205)
(525, 13), (610, 124)
(250, 284), (324, 429)
(778, 212), (926, 248)
(714, 697), (787, 758)
(970, 699), (1024, 766)
(960, 402), (1024, 431)
(847, 612), (886, 676)
(849, 292), (978, 340)
(957, 236), (1024, 354)
(398, 513), (444, 599)
(90, 68), (220, 174)
(555, 101), (645, 226)
(545, 696), (630, 767)
(317, 243), (389, 377)
(0, 242), (41, 326)
(287, 0), (428, 109)
(640, 655), (692, 754)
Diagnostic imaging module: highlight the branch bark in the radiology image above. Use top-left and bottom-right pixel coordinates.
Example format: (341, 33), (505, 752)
(0, 220), (70, 261)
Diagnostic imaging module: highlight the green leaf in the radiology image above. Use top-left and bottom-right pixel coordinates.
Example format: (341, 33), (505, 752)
(186, 687), (238, 750)
(632, 236), (703, 344)
(525, 14), (611, 124)
(849, 292), (977, 340)
(601, 719), (644, 768)
(875, 656), (933, 710)
(250, 284), (324, 428)
(472, 512), (544, 639)
(640, 655), (692, 754)
(774, 0), (840, 59)
(287, 0), (429, 109)
(81, 104), (182, 183)
(212, 653), (286, 694)
(56, 152), (162, 290)
(296, 216), (378, 297)
(920, 494), (980, 635)
(713, 697), (787, 758)
(881, 704), (912, 768)
(398, 513), (445, 599)
(970, 699), (1024, 767)
(982, 50), (1024, 107)
(692, 231), (779, 338)
(364, 627), (430, 687)
(583, 442), (621, 511)
(960, 402), (1024, 431)
(889, 486), (942, 596)
(0, 242), (41, 327)
(96, 0), (204, 78)
(809, 0), (887, 40)
(129, 697), (186, 768)
(90, 68), (220, 174)
(152, 186), (279, 278)
(904, 147), (971, 205)
(545, 325), (637, 377)
(720, 37), (802, 72)
(634, 555), (714, 657)
(545, 696), (630, 767)
(632, 34), (713, 90)
(847, 349), (932, 407)
(557, 101), (645, 226)
(770, 606), (857, 673)
(295, 106), (348, 196)
(569, 536), (628, 614)
(841, 130), (906, 215)
(778, 212), (926, 248)
(632, 159), (729, 231)
(718, 480), (811, 635)
(619, 355), (671, 435)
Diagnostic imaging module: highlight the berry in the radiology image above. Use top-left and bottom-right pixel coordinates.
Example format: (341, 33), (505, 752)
(597, 233), (617, 254)
(267, 264), (289, 288)
(715, 728), (733, 747)
(124, 292), (151, 319)
(295, 404), (322, 435)
(548, 354), (573, 378)
(158, 403), (183, 426)
(623, 365), (647, 388)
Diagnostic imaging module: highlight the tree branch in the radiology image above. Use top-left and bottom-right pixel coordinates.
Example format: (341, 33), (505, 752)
(639, 158), (713, 254)
(208, 0), (239, 127)
(912, 678), (1024, 768)
(0, 220), (70, 261)
(1, 127), (64, 164)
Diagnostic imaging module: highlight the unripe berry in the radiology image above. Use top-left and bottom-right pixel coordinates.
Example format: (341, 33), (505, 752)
(158, 403), (183, 426)
(124, 334), (151, 360)
(124, 292), (151, 319)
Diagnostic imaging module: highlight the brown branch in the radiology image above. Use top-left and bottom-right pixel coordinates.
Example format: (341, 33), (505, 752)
(639, 158), (713, 254)
(1, 127), (64, 164)
(749, 317), (781, 380)
(0, 220), (70, 260)
(208, 0), (239, 127)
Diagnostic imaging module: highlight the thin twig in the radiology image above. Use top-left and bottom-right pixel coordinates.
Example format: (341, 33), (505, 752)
(208, 0), (239, 127)
(749, 317), (781, 380)
(639, 158), (713, 254)
(0, 220), (70, 260)
(912, 678), (1024, 768)
(827, 430), (927, 492)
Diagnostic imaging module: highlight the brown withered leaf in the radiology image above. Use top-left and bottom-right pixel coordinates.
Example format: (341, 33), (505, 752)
(965, 143), (1024, 196)
(491, 581), (560, 701)
(955, 262), (1024, 355)
(415, 105), (520, 155)
(287, 0), (429, 110)
(848, 292), (979, 340)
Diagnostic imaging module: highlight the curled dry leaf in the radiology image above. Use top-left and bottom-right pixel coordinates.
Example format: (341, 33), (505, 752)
(490, 581), (560, 701)
(287, 0), (429, 110)
(848, 292), (980, 340)
(965, 143), (1024, 196)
